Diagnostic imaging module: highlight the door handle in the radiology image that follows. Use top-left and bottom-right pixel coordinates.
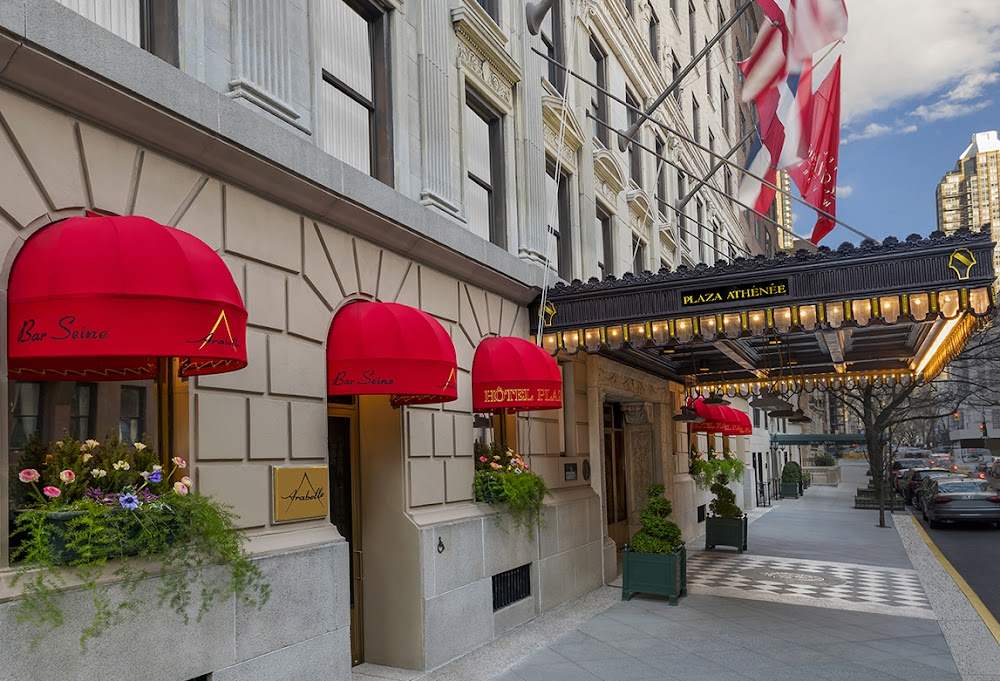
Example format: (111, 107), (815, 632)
(353, 549), (363, 582)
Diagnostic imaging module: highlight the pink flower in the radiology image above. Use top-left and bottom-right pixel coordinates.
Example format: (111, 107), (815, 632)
(172, 457), (187, 468)
(173, 482), (189, 496)
(181, 476), (193, 487)
(42, 486), (61, 498)
(479, 456), (488, 462)
(59, 470), (76, 483)
(490, 462), (501, 470)
(18, 469), (39, 483)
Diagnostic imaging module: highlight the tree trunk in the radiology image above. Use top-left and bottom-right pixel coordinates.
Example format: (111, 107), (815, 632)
(866, 430), (887, 528)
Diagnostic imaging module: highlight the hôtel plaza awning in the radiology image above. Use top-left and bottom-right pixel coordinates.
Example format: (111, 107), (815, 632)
(327, 301), (458, 407)
(532, 228), (996, 396)
(689, 398), (753, 435)
(8, 214), (248, 380)
(472, 336), (562, 412)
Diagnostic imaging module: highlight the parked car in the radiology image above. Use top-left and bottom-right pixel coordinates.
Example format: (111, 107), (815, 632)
(951, 448), (992, 474)
(900, 468), (949, 505)
(921, 478), (1000, 528)
(913, 473), (967, 509)
(927, 454), (956, 470)
(891, 459), (931, 491)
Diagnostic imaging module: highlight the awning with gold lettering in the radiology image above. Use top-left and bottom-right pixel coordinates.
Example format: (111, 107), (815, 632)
(688, 398), (752, 435)
(532, 229), (997, 395)
(327, 301), (458, 406)
(7, 214), (248, 380)
(472, 337), (562, 412)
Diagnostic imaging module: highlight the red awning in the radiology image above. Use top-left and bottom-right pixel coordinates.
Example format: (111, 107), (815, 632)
(8, 214), (248, 380)
(689, 398), (752, 435)
(327, 301), (458, 406)
(472, 337), (563, 412)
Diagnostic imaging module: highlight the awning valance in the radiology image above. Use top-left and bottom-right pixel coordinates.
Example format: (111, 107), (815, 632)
(7, 214), (248, 380)
(689, 398), (752, 435)
(472, 337), (562, 412)
(327, 301), (458, 406)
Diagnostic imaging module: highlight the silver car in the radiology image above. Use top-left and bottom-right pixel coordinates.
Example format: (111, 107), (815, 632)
(921, 479), (1000, 528)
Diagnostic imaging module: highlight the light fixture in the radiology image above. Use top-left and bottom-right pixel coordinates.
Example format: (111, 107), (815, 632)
(749, 388), (793, 412)
(768, 406), (798, 419)
(702, 391), (731, 406)
(789, 408), (812, 424)
(673, 406), (704, 423)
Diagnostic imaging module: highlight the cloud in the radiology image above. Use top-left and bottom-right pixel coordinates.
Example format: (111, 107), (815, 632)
(909, 72), (1000, 121)
(836, 185), (854, 198)
(841, 121), (917, 144)
(842, 1), (1000, 122)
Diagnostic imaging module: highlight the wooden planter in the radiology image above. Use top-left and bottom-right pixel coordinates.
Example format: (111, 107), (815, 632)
(780, 482), (800, 499)
(621, 544), (687, 605)
(705, 515), (748, 552)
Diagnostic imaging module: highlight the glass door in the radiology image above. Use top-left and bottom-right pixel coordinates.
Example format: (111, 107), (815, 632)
(328, 399), (362, 665)
(603, 403), (629, 548)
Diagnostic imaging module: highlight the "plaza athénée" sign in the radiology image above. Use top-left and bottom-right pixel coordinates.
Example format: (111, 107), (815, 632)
(680, 279), (790, 308)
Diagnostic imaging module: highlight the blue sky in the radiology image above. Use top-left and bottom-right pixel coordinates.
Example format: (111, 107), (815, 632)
(796, 1), (1000, 246)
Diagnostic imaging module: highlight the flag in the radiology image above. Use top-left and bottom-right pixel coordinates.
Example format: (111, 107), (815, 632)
(742, 0), (848, 102)
(738, 135), (778, 214)
(786, 52), (842, 244)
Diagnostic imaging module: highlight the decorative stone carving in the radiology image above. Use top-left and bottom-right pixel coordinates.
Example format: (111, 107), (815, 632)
(541, 91), (585, 174)
(594, 149), (626, 204)
(621, 402), (653, 425)
(590, 356), (667, 403)
(628, 427), (653, 524)
(452, 2), (522, 114)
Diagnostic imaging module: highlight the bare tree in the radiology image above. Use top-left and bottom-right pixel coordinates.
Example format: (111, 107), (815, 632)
(826, 321), (1000, 528)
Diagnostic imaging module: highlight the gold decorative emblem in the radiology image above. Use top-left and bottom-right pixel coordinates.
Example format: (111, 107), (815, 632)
(949, 248), (977, 280)
(273, 466), (329, 523)
(541, 301), (557, 327)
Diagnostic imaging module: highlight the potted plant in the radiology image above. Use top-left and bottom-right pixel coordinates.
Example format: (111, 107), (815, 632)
(473, 442), (550, 535)
(621, 484), (686, 604)
(781, 460), (802, 498)
(11, 435), (270, 647)
(705, 469), (748, 553)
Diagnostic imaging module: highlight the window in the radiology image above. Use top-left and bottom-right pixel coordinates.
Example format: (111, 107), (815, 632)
(9, 382), (43, 452)
(590, 39), (609, 147)
(712, 221), (721, 263)
(597, 206), (614, 278)
(671, 0), (680, 15)
(546, 158), (572, 280)
(140, 0), (179, 66)
(676, 169), (688, 242)
(721, 82), (730, 132)
(624, 0), (635, 16)
(705, 40), (713, 100)
(70, 383), (98, 441)
(753, 408), (761, 428)
(655, 138), (668, 217)
(688, 1), (697, 56)
(764, 229), (772, 257)
(649, 9), (660, 63)
(692, 97), (701, 143)
(626, 89), (642, 186)
(475, 0), (499, 21)
(539, 0), (564, 92)
(717, 1), (727, 52)
(709, 131), (716, 156)
(120, 386), (147, 444)
(672, 54), (682, 102)
(725, 167), (734, 197)
(632, 235), (646, 273)
(318, 0), (392, 183)
(696, 199), (706, 262)
(465, 90), (507, 248)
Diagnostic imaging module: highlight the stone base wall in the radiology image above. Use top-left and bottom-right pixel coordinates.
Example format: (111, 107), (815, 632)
(804, 465), (842, 486)
(0, 539), (350, 681)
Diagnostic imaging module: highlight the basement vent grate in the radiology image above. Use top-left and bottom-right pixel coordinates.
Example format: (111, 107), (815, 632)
(492, 563), (531, 611)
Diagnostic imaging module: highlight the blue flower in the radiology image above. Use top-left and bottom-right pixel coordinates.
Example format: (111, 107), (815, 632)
(119, 493), (140, 510)
(147, 469), (163, 483)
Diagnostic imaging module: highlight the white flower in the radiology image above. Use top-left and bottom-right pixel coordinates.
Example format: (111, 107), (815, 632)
(85, 439), (100, 450)
(152, 465), (162, 471)
(82, 453), (93, 463)
(91, 469), (107, 478)
(173, 482), (189, 496)
(134, 442), (147, 451)
(112, 460), (130, 471)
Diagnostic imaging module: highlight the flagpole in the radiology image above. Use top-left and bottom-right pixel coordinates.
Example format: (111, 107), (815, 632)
(531, 47), (873, 242)
(680, 130), (755, 209)
(590, 113), (813, 245)
(617, 0), (755, 152)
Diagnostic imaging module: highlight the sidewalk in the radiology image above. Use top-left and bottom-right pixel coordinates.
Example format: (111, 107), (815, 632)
(355, 462), (1000, 681)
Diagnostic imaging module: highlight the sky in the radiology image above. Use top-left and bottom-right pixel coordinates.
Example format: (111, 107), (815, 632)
(804, 0), (1000, 245)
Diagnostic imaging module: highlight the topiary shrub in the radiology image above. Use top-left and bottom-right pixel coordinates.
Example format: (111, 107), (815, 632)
(628, 484), (683, 554)
(781, 461), (802, 483)
(814, 452), (836, 467)
(708, 473), (742, 519)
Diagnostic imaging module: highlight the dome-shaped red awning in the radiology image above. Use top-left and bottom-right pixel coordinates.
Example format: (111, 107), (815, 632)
(327, 301), (458, 406)
(472, 337), (563, 412)
(7, 214), (247, 380)
(689, 398), (752, 435)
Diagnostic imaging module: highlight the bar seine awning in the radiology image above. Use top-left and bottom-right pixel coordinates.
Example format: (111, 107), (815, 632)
(472, 336), (562, 412)
(532, 228), (996, 395)
(689, 398), (752, 435)
(327, 301), (458, 406)
(8, 214), (248, 380)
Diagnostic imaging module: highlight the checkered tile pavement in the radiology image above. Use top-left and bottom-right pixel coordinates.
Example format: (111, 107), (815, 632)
(687, 551), (932, 615)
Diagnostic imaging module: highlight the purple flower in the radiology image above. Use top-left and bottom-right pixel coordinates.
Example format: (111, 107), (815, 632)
(147, 469), (163, 483)
(137, 489), (158, 502)
(119, 493), (139, 510)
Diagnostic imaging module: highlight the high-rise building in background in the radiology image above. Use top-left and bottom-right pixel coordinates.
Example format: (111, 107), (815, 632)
(937, 131), (1000, 271)
(774, 170), (795, 250)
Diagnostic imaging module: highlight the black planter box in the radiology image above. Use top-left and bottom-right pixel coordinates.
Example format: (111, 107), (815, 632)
(621, 544), (687, 605)
(780, 482), (800, 499)
(705, 515), (748, 553)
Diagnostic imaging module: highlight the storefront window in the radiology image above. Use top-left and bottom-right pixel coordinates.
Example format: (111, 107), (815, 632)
(120, 386), (147, 443)
(70, 383), (97, 441)
(9, 382), (43, 452)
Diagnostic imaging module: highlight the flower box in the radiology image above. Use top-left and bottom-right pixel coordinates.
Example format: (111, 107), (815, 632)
(780, 482), (800, 498)
(621, 544), (687, 604)
(705, 515), (748, 552)
(42, 509), (180, 564)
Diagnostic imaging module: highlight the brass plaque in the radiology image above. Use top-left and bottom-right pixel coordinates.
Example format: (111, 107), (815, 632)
(272, 466), (329, 523)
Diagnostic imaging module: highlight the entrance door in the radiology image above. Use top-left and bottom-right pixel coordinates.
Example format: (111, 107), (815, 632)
(328, 398), (363, 665)
(603, 403), (629, 547)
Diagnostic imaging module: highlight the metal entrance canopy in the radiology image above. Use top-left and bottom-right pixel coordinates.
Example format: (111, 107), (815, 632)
(531, 228), (996, 394)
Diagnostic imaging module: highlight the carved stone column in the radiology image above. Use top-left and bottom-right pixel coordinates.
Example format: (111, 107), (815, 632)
(622, 402), (654, 532)
(418, 0), (459, 214)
